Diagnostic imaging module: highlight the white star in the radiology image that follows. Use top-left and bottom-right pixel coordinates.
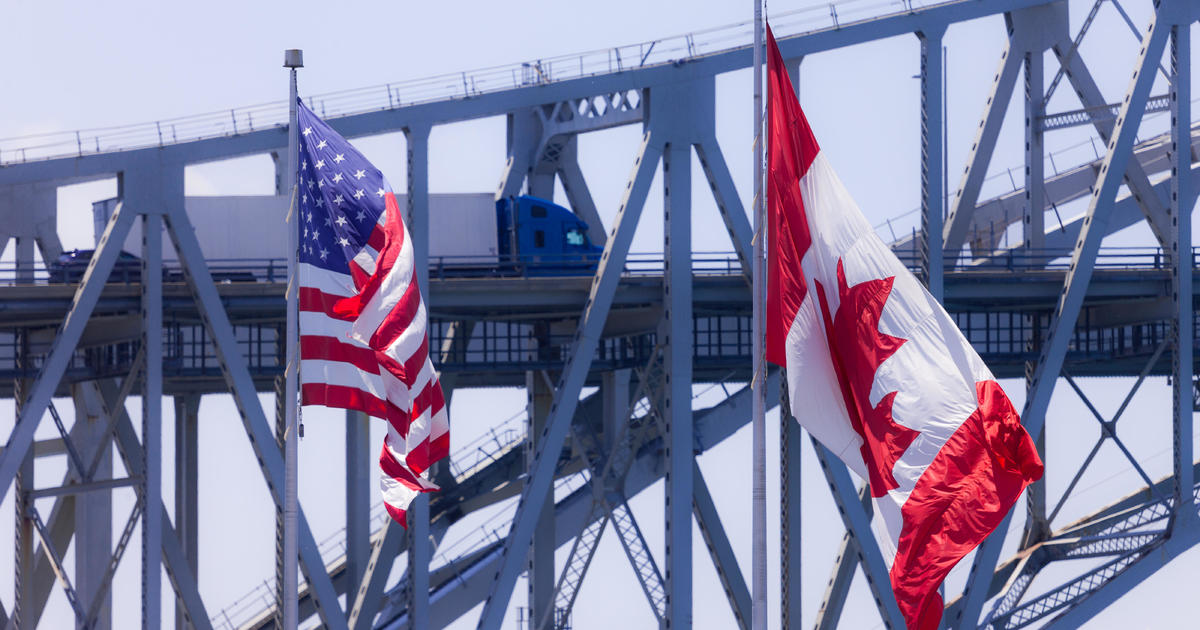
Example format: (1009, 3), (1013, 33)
(353, 189), (365, 200)
(305, 212), (312, 223)
(318, 179), (326, 189)
(301, 160), (307, 170)
(302, 127), (312, 136)
(355, 209), (367, 222)
(315, 197), (325, 207)
(316, 139), (328, 150)
(311, 229), (320, 241)
(303, 226), (308, 238)
(335, 215), (348, 227)
(333, 194), (345, 206)
(332, 173), (344, 183)
(319, 248), (329, 260)
(307, 179), (314, 190)
(325, 216), (332, 227)
(338, 237), (350, 247)
(333, 153), (346, 163)
(315, 159), (325, 170)
(375, 188), (385, 197)
(354, 169), (366, 179)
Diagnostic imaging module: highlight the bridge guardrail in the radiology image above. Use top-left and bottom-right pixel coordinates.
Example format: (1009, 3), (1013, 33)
(0, 247), (1194, 287)
(0, 0), (942, 165)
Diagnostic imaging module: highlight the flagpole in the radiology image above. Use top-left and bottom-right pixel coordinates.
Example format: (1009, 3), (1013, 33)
(751, 3), (768, 630)
(283, 47), (303, 630)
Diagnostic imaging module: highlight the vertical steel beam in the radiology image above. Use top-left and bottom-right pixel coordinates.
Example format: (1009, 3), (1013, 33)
(137, 168), (169, 630)
(13, 340), (34, 630)
(662, 139), (693, 630)
(956, 8), (1175, 627)
(781, 58), (803, 630)
(174, 395), (200, 630)
(919, 26), (946, 298)
(475, 129), (663, 630)
(404, 120), (432, 630)
(1168, 12), (1194, 527)
(1022, 41), (1049, 547)
(76, 385), (114, 630)
(1022, 48), (1046, 254)
(779, 385), (803, 630)
(526, 370), (555, 625)
(345, 410), (371, 598)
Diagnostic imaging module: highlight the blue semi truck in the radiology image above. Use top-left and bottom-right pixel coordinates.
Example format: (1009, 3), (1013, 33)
(82, 193), (603, 281)
(491, 194), (603, 276)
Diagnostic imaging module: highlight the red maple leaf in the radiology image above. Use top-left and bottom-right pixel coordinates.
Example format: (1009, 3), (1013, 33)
(815, 259), (919, 498)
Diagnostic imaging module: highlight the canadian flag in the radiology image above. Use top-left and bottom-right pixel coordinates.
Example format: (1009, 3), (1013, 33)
(763, 27), (1043, 630)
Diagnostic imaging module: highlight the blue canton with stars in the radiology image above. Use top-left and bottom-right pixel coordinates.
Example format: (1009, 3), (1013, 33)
(296, 99), (390, 273)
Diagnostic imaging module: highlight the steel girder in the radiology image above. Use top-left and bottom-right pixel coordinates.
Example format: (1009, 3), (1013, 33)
(952, 2), (1199, 627)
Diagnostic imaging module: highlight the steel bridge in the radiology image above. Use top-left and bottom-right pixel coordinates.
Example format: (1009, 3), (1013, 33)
(0, 0), (1197, 628)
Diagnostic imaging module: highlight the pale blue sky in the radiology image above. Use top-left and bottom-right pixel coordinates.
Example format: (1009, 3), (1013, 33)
(1, 0), (1197, 628)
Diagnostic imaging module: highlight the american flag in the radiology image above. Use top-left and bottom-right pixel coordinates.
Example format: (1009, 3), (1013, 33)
(295, 99), (448, 525)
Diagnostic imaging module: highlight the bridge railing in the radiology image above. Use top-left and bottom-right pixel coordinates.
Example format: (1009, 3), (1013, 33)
(0, 0), (942, 165)
(1, 247), (1193, 287)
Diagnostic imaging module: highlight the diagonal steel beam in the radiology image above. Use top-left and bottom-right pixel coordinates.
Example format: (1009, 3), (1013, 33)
(694, 139), (754, 279)
(98, 379), (214, 630)
(955, 7), (1176, 627)
(812, 439), (906, 629)
(475, 130), (663, 629)
(556, 138), (607, 247)
(162, 202), (348, 630)
(814, 486), (871, 630)
(943, 31), (1026, 255)
(693, 462), (752, 630)
(0, 200), (136, 504)
(1052, 40), (1173, 248)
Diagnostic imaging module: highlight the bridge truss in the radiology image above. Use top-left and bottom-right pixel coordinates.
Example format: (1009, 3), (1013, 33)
(0, 0), (1198, 628)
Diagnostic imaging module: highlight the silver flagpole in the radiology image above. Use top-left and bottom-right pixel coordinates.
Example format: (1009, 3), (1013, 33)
(283, 48), (303, 630)
(751, 3), (768, 630)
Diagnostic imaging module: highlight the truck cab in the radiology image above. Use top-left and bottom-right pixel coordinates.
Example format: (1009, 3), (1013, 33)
(496, 195), (602, 276)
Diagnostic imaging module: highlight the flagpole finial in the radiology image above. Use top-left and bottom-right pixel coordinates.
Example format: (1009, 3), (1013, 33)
(284, 49), (304, 69)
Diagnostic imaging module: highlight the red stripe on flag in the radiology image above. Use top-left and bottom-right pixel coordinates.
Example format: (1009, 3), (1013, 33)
(300, 287), (355, 321)
(428, 431), (450, 463)
(367, 224), (386, 252)
(379, 443), (433, 492)
(383, 503), (407, 526)
(765, 26), (820, 367)
(333, 192), (405, 320)
(368, 267), (423, 352)
(300, 335), (379, 375)
(301, 383), (390, 419)
(889, 380), (1043, 630)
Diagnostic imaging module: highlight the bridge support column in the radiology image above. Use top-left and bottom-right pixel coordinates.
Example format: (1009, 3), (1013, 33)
(76, 385), (114, 630)
(662, 137), (693, 630)
(1169, 13), (1194, 527)
(918, 25), (945, 299)
(526, 368), (555, 627)
(404, 120), (433, 630)
(346, 410), (371, 598)
(174, 395), (200, 630)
